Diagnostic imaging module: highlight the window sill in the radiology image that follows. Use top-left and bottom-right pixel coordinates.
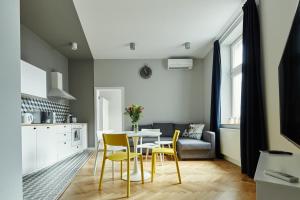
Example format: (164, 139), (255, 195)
(220, 124), (240, 129)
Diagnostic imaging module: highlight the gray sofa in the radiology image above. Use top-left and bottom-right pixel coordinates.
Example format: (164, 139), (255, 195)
(131, 123), (215, 160)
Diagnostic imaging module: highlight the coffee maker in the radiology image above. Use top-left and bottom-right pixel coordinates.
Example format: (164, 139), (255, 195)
(41, 112), (54, 123)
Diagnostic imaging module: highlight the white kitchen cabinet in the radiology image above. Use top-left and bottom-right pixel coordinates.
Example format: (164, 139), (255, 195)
(36, 126), (58, 169)
(21, 60), (47, 98)
(22, 126), (37, 175)
(56, 125), (72, 160)
(21, 124), (88, 175)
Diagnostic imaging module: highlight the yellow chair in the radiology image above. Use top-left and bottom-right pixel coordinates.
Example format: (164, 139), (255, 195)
(98, 133), (144, 198)
(151, 130), (181, 183)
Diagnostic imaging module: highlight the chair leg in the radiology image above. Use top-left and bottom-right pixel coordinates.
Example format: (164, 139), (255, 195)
(93, 144), (100, 175)
(127, 158), (130, 198)
(98, 157), (106, 191)
(160, 153), (163, 166)
(120, 160), (123, 180)
(140, 155), (144, 184)
(151, 153), (155, 182)
(174, 153), (181, 184)
(112, 161), (115, 180)
(154, 153), (157, 174)
(146, 148), (149, 162)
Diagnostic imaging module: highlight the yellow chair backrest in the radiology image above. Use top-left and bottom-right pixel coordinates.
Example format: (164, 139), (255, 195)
(103, 133), (129, 148)
(172, 130), (180, 152)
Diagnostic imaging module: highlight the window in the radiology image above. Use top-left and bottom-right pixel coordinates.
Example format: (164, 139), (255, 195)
(230, 38), (242, 124)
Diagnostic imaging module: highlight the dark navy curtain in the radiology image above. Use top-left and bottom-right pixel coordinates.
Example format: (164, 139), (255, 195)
(210, 40), (221, 158)
(240, 0), (268, 178)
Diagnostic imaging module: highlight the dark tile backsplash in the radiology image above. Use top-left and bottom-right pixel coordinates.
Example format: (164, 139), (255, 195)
(21, 97), (70, 123)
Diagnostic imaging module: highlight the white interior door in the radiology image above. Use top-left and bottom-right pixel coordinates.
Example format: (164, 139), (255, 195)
(95, 87), (124, 147)
(98, 97), (109, 131)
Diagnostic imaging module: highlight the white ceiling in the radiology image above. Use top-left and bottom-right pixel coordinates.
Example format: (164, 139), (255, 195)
(73, 0), (242, 59)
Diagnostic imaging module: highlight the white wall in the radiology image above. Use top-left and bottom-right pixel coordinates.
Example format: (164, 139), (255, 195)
(0, 0), (23, 199)
(94, 59), (205, 130)
(98, 89), (123, 131)
(260, 0), (300, 153)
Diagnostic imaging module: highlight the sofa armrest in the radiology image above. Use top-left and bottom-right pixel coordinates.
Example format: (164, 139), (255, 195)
(202, 131), (215, 158)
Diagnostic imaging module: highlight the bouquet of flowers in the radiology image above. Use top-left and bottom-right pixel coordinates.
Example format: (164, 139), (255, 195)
(124, 104), (144, 124)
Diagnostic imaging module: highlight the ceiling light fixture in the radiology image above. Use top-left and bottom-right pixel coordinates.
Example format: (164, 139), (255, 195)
(184, 42), (191, 49)
(71, 42), (78, 51)
(130, 42), (135, 50)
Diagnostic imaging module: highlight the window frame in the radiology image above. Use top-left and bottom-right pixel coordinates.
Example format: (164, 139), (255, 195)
(230, 36), (243, 125)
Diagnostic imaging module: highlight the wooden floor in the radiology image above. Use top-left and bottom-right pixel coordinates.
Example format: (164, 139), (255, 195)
(60, 153), (256, 200)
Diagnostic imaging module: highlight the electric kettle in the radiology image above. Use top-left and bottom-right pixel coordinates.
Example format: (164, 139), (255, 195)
(22, 113), (34, 124)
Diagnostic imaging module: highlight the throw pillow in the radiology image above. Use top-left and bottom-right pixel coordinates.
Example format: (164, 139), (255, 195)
(182, 129), (189, 137)
(187, 124), (205, 140)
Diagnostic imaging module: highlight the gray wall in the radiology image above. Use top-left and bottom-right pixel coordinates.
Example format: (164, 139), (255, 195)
(203, 50), (213, 128)
(0, 0), (23, 199)
(260, 0), (300, 153)
(21, 25), (69, 95)
(94, 59), (205, 130)
(68, 60), (95, 147)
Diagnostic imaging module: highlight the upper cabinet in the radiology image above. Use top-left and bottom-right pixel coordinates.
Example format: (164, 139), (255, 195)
(21, 60), (47, 98)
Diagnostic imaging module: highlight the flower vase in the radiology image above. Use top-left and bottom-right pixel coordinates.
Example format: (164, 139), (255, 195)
(133, 122), (139, 133)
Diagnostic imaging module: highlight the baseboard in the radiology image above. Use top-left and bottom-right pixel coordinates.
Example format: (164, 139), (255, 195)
(222, 154), (241, 167)
(87, 147), (95, 151)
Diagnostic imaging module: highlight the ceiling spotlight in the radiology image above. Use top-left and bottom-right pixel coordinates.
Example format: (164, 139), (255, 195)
(184, 42), (191, 49)
(130, 42), (135, 50)
(71, 42), (78, 51)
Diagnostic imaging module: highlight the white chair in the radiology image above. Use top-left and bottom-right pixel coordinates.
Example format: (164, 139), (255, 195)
(137, 129), (163, 163)
(93, 130), (126, 177)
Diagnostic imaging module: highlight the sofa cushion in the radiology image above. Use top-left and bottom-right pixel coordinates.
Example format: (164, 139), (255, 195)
(129, 136), (172, 147)
(153, 123), (174, 137)
(141, 136), (172, 144)
(135, 124), (153, 131)
(174, 124), (189, 137)
(177, 138), (211, 150)
(183, 124), (205, 140)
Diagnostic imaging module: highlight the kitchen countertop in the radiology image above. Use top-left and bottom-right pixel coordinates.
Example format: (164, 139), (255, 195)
(21, 123), (87, 126)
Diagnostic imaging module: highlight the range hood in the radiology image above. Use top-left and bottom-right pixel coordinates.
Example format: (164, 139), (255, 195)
(48, 72), (76, 100)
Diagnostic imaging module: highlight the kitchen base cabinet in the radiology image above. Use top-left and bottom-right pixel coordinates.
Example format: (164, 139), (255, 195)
(21, 123), (88, 175)
(36, 126), (58, 169)
(22, 126), (37, 175)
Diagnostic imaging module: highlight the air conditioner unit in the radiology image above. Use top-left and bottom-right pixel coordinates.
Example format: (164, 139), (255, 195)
(167, 59), (193, 70)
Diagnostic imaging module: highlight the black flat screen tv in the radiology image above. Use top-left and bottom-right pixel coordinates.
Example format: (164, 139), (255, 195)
(279, 3), (300, 147)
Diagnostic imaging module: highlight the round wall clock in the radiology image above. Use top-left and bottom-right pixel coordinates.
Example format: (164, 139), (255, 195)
(139, 65), (152, 79)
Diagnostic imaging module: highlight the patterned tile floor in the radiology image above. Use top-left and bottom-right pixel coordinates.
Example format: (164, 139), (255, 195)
(23, 150), (93, 200)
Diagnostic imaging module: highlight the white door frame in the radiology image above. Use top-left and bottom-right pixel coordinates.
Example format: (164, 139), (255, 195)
(94, 87), (125, 147)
